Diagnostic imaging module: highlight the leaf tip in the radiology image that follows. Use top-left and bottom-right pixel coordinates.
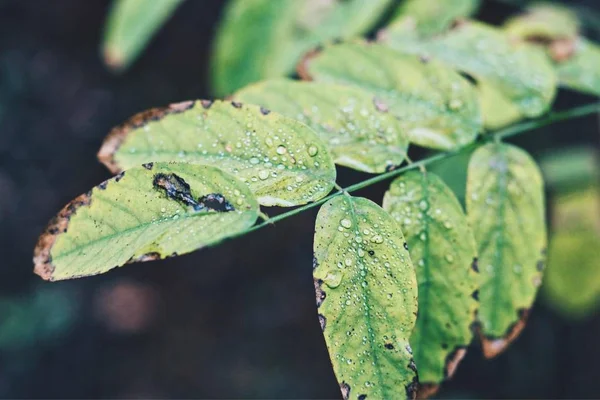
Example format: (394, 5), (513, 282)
(479, 309), (529, 358)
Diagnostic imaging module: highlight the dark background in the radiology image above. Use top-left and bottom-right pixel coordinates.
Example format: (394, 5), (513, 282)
(0, 0), (599, 398)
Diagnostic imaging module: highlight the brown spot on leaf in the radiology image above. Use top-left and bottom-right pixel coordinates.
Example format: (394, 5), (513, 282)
(416, 384), (439, 399)
(549, 38), (576, 62)
(384, 343), (394, 350)
(471, 257), (479, 272)
(445, 347), (467, 378)
(201, 99), (213, 109)
(405, 377), (419, 400)
(318, 314), (327, 332)
(142, 162), (154, 170)
(33, 192), (92, 281)
(127, 252), (161, 264)
(97, 100), (196, 174)
(297, 46), (323, 81)
(231, 101), (242, 108)
(314, 278), (326, 308)
(480, 309), (529, 358)
(259, 106), (271, 115)
(340, 382), (351, 400)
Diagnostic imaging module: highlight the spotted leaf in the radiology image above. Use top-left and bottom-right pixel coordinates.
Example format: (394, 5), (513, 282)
(466, 143), (547, 358)
(211, 0), (394, 96)
(102, 0), (184, 71)
(98, 100), (336, 207)
(299, 41), (481, 151)
(383, 171), (479, 396)
(33, 163), (259, 281)
(313, 195), (418, 399)
(379, 20), (557, 128)
(234, 79), (408, 173)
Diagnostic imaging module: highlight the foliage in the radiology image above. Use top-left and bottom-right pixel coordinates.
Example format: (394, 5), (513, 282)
(37, 0), (600, 398)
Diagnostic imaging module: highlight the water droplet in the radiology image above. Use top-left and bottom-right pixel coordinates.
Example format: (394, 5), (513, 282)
(445, 254), (454, 263)
(276, 145), (287, 155)
(340, 218), (352, 229)
(258, 170), (269, 180)
(308, 145), (318, 157)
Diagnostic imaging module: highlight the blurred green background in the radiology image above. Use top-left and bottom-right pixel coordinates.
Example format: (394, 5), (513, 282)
(0, 0), (599, 398)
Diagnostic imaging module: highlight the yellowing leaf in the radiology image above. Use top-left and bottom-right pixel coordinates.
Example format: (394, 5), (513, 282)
(391, 0), (481, 36)
(299, 41), (481, 150)
(466, 143), (546, 358)
(98, 100), (336, 207)
(234, 79), (408, 173)
(102, 0), (184, 71)
(313, 195), (418, 399)
(380, 20), (557, 128)
(383, 171), (479, 396)
(211, 0), (394, 96)
(33, 163), (259, 281)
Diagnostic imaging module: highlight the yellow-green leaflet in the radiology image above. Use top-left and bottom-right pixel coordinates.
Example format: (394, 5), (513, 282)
(504, 3), (579, 40)
(313, 195), (418, 400)
(544, 187), (600, 320)
(33, 163), (259, 281)
(383, 171), (479, 396)
(554, 38), (600, 96)
(210, 0), (394, 96)
(102, 0), (183, 71)
(300, 41), (481, 151)
(380, 20), (557, 129)
(391, 0), (481, 36)
(98, 100), (336, 207)
(234, 79), (408, 173)
(466, 143), (547, 358)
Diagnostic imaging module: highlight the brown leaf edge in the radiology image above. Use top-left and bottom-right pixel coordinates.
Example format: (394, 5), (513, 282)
(33, 192), (92, 281)
(97, 100), (199, 174)
(478, 309), (529, 359)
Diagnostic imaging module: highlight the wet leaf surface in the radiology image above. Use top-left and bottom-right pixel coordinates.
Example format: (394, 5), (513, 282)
(234, 79), (408, 173)
(383, 170), (479, 395)
(299, 41), (481, 150)
(380, 21), (557, 128)
(211, 0), (393, 96)
(102, 0), (184, 71)
(313, 195), (418, 399)
(466, 143), (546, 358)
(98, 100), (336, 207)
(33, 163), (259, 281)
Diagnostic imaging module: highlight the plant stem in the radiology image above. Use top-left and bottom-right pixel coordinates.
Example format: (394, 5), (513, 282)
(243, 102), (599, 235)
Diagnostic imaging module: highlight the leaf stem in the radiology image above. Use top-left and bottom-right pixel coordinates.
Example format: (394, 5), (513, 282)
(243, 102), (599, 235)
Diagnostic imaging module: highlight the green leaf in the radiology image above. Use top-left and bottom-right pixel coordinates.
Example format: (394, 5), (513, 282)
(234, 79), (409, 173)
(102, 0), (183, 71)
(313, 195), (418, 399)
(543, 187), (600, 319)
(211, 0), (394, 96)
(33, 162), (259, 281)
(466, 143), (546, 358)
(98, 100), (336, 207)
(379, 20), (557, 128)
(554, 38), (600, 96)
(391, 0), (481, 36)
(299, 41), (482, 150)
(383, 171), (479, 395)
(504, 3), (579, 41)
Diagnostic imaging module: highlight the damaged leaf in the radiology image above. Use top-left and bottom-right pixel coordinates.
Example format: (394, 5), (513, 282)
(379, 20), (557, 128)
(234, 79), (409, 173)
(211, 0), (394, 96)
(33, 163), (259, 281)
(299, 41), (481, 151)
(466, 143), (546, 358)
(383, 171), (479, 395)
(97, 100), (336, 207)
(313, 195), (418, 399)
(390, 0), (481, 36)
(553, 38), (600, 96)
(102, 0), (184, 71)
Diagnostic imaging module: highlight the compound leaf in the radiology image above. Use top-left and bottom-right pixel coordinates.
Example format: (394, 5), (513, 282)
(380, 20), (557, 128)
(102, 0), (184, 71)
(234, 79), (408, 173)
(391, 0), (481, 36)
(313, 195), (418, 399)
(383, 171), (479, 396)
(211, 0), (394, 96)
(98, 100), (336, 207)
(299, 41), (481, 151)
(33, 163), (259, 281)
(466, 143), (546, 358)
